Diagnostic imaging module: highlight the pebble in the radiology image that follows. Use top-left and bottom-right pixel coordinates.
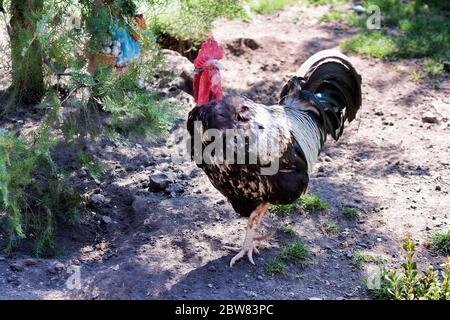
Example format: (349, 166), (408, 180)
(24, 259), (37, 267)
(10, 263), (24, 272)
(422, 114), (439, 124)
(101, 215), (112, 224)
(148, 173), (172, 192)
(90, 194), (111, 206)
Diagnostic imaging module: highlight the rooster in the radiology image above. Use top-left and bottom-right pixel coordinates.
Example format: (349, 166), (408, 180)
(187, 38), (362, 266)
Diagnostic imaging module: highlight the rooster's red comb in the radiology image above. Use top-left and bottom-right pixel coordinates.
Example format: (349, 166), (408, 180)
(194, 37), (224, 69)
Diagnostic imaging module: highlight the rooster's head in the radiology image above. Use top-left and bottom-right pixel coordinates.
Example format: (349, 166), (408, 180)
(193, 37), (224, 105)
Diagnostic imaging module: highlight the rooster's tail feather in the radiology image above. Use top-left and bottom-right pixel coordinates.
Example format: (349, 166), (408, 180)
(280, 49), (362, 142)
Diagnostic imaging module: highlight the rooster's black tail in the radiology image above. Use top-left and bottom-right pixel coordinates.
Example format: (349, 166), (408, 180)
(280, 49), (362, 142)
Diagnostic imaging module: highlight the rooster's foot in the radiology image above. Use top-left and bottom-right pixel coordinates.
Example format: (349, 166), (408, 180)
(223, 228), (260, 267)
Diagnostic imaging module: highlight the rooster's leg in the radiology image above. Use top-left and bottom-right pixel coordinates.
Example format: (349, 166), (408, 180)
(224, 203), (271, 267)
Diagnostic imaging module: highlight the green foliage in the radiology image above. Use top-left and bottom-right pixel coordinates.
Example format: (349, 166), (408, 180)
(352, 250), (385, 268)
(323, 221), (339, 234)
(271, 193), (328, 214)
(342, 206), (360, 219)
(342, 0), (450, 74)
(430, 230), (450, 256)
(342, 31), (397, 59)
(299, 194), (329, 212)
(77, 151), (104, 184)
(265, 257), (286, 275)
(248, 0), (295, 14)
(372, 236), (450, 300)
(280, 223), (297, 236)
(304, 0), (346, 5)
(265, 241), (310, 275)
(145, 0), (246, 43)
(270, 197), (301, 215)
(280, 241), (310, 265)
(0, 124), (82, 256)
(320, 10), (346, 23)
(422, 58), (444, 77)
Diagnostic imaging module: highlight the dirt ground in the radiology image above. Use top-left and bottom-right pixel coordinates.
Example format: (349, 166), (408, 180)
(0, 5), (449, 300)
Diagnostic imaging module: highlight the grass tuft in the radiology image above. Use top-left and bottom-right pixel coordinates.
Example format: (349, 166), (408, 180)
(271, 193), (329, 215)
(300, 194), (329, 212)
(280, 223), (297, 236)
(342, 206), (360, 219)
(265, 241), (310, 275)
(352, 250), (386, 268)
(280, 241), (310, 265)
(323, 221), (339, 234)
(265, 257), (286, 275)
(248, 0), (295, 14)
(430, 230), (450, 256)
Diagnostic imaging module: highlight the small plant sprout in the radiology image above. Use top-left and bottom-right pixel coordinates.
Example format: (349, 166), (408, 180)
(352, 251), (386, 268)
(265, 258), (286, 275)
(322, 221), (339, 235)
(342, 206), (360, 219)
(280, 241), (310, 266)
(280, 224), (297, 236)
(299, 194), (329, 212)
(271, 194), (329, 215)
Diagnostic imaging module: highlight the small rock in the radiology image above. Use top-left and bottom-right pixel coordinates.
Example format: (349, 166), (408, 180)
(148, 173), (172, 192)
(101, 215), (112, 224)
(10, 263), (23, 272)
(54, 262), (65, 271)
(324, 156), (332, 162)
(207, 283), (213, 288)
(435, 185), (441, 191)
(422, 114), (439, 124)
(90, 194), (111, 206)
(352, 4), (366, 14)
(24, 259), (37, 267)
(257, 275), (264, 280)
(374, 111), (384, 116)
(207, 266), (217, 272)
(7, 277), (21, 286)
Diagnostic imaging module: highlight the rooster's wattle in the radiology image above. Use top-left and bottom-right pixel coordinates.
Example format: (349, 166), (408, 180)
(187, 38), (362, 266)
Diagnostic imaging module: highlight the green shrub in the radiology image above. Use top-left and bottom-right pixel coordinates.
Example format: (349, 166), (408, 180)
(145, 0), (246, 44)
(0, 126), (82, 256)
(371, 236), (450, 300)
